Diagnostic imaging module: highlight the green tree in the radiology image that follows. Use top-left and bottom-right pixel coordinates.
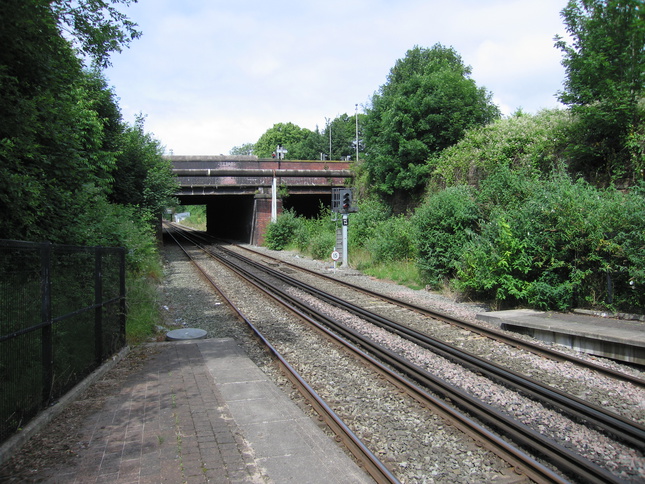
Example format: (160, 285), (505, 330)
(229, 143), (255, 155)
(363, 44), (500, 198)
(52, 0), (142, 67)
(324, 113), (365, 160)
(0, 0), (172, 246)
(289, 128), (326, 160)
(254, 122), (314, 158)
(555, 0), (645, 182)
(0, 0), (109, 242)
(110, 115), (178, 216)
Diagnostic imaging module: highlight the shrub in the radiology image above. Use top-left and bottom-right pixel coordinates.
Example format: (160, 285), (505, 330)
(456, 175), (645, 312)
(412, 185), (479, 287)
(264, 209), (299, 250)
(365, 215), (415, 263)
(308, 230), (336, 260)
(430, 109), (570, 187)
(348, 198), (392, 249)
(475, 164), (540, 216)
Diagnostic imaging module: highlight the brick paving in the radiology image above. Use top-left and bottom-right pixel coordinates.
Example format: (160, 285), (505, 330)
(42, 342), (267, 483)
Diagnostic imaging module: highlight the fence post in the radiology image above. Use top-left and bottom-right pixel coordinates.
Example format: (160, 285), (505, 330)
(40, 242), (53, 406)
(94, 247), (103, 365)
(119, 248), (126, 347)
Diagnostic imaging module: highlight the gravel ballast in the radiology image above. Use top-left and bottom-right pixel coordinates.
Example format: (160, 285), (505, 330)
(165, 241), (645, 482)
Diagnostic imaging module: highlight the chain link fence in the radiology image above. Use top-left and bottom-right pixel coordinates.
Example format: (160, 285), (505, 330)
(0, 240), (126, 445)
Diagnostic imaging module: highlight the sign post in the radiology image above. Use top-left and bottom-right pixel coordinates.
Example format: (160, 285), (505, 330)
(331, 249), (340, 272)
(271, 175), (277, 222)
(275, 144), (288, 160)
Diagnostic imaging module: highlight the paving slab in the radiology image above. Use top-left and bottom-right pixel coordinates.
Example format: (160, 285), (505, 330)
(196, 338), (373, 484)
(1, 338), (372, 483)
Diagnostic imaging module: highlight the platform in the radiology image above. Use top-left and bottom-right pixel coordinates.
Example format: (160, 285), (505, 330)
(1, 339), (373, 483)
(476, 309), (645, 366)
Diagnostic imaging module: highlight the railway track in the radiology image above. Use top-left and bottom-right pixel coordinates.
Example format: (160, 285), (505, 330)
(165, 223), (644, 483)
(230, 239), (645, 389)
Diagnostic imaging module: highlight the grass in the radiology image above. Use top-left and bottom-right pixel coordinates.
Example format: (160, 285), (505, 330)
(125, 257), (165, 344)
(359, 259), (424, 290)
(302, 246), (425, 291)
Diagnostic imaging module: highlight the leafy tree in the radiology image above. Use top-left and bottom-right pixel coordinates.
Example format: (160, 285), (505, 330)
(0, 0), (106, 242)
(254, 122), (314, 158)
(555, 0), (645, 182)
(51, 0), (142, 67)
(0, 0), (174, 248)
(288, 128), (326, 160)
(110, 115), (178, 216)
(363, 44), (500, 198)
(324, 113), (365, 160)
(229, 143), (255, 155)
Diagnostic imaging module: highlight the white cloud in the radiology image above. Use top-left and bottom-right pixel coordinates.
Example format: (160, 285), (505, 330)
(106, 0), (571, 154)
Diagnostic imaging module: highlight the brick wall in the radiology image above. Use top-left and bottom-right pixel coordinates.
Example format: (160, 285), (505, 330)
(251, 195), (282, 246)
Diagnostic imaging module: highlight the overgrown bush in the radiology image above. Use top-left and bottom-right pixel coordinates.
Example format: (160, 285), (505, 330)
(456, 175), (645, 311)
(77, 193), (159, 273)
(475, 165), (540, 216)
(365, 215), (415, 263)
(264, 209), (299, 250)
(429, 109), (570, 187)
(308, 230), (337, 260)
(412, 185), (480, 288)
(348, 198), (392, 249)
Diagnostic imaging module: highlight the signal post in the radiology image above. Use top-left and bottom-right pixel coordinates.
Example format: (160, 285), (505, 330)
(332, 188), (356, 268)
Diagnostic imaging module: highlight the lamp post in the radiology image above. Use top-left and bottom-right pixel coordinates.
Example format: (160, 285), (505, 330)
(355, 104), (359, 162)
(325, 117), (332, 160)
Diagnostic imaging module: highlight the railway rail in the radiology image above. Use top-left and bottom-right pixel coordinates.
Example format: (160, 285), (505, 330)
(165, 226), (399, 483)
(230, 239), (645, 389)
(218, 244), (645, 452)
(165, 222), (644, 483)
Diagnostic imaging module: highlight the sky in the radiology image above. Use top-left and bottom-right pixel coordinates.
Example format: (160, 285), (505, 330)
(104, 0), (571, 156)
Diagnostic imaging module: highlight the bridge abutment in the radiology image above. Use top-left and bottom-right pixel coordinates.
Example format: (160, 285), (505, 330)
(250, 193), (282, 246)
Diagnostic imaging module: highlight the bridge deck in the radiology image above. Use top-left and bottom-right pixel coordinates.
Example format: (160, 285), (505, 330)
(169, 156), (352, 196)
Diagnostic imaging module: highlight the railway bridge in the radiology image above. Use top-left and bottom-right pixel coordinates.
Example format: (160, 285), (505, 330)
(168, 155), (353, 244)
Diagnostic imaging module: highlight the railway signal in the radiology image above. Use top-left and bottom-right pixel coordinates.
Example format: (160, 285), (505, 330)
(331, 188), (358, 268)
(342, 190), (351, 212)
(333, 188), (355, 214)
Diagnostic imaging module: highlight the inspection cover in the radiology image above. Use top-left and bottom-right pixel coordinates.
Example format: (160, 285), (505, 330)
(166, 328), (207, 341)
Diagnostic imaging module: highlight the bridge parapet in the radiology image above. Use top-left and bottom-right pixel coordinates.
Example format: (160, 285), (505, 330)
(168, 155), (352, 196)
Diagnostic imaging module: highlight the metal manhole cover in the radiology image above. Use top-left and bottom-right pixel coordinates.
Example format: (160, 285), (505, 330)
(166, 328), (207, 341)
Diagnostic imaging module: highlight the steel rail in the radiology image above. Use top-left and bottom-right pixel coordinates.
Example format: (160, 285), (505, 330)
(164, 225), (400, 484)
(212, 242), (645, 451)
(228, 240), (645, 388)
(174, 231), (618, 484)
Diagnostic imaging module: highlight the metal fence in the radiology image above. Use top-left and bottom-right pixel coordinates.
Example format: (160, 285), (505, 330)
(0, 240), (126, 445)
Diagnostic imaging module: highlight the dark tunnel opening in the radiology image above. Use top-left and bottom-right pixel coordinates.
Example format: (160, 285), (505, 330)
(283, 194), (331, 218)
(176, 193), (332, 243)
